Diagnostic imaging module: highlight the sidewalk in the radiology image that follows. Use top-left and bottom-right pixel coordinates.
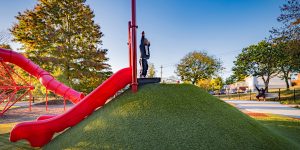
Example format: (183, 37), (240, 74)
(225, 100), (300, 119)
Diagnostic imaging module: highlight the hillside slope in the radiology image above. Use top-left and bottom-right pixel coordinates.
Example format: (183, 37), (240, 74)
(45, 84), (298, 150)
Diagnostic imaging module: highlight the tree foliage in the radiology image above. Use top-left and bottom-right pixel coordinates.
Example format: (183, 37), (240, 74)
(278, 0), (300, 26)
(11, 0), (111, 93)
(197, 79), (212, 90)
(197, 77), (223, 91)
(272, 41), (300, 88)
(268, 0), (300, 88)
(270, 0), (300, 56)
(147, 63), (156, 78)
(233, 41), (279, 91)
(0, 44), (12, 49)
(210, 77), (224, 90)
(176, 51), (222, 85)
(225, 74), (237, 85)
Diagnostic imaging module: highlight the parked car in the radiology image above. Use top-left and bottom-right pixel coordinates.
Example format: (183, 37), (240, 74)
(219, 89), (226, 95)
(229, 89), (237, 94)
(208, 91), (215, 95)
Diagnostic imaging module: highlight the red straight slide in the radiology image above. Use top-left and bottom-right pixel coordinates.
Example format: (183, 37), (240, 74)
(10, 67), (132, 147)
(0, 48), (84, 103)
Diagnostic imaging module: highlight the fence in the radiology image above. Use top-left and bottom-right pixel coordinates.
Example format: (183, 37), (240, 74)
(217, 88), (300, 104)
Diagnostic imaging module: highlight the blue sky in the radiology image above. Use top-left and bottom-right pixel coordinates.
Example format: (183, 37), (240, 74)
(0, 0), (285, 79)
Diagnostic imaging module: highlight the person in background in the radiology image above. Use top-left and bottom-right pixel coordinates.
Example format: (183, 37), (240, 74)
(255, 85), (266, 101)
(139, 31), (150, 78)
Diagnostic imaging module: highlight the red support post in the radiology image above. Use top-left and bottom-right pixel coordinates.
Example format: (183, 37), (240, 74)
(29, 91), (32, 112)
(29, 75), (32, 111)
(1, 91), (17, 114)
(64, 97), (66, 111)
(46, 89), (48, 111)
(131, 0), (138, 92)
(0, 90), (30, 115)
(0, 59), (34, 115)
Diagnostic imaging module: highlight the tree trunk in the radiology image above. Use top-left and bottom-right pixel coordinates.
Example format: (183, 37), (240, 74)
(262, 76), (269, 92)
(284, 75), (290, 89)
(282, 68), (290, 89)
(192, 80), (196, 85)
(264, 82), (269, 92)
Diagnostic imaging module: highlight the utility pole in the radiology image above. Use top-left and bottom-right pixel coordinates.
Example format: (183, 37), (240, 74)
(160, 65), (163, 79)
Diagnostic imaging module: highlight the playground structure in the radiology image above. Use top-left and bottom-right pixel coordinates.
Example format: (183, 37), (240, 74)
(0, 49), (85, 115)
(1, 0), (140, 147)
(0, 59), (33, 115)
(0, 50), (84, 104)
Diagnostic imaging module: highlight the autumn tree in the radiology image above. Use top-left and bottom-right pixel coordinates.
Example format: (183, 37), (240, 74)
(197, 77), (223, 91)
(210, 77), (224, 90)
(11, 0), (111, 93)
(0, 44), (11, 49)
(197, 79), (212, 90)
(176, 51), (222, 85)
(233, 41), (279, 91)
(147, 63), (156, 78)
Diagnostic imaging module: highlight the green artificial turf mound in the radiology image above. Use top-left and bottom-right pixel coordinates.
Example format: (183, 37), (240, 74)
(45, 84), (298, 150)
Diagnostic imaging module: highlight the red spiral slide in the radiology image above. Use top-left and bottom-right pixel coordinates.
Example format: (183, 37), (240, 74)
(10, 67), (132, 147)
(0, 48), (84, 103)
(0, 48), (132, 147)
(4, 0), (140, 147)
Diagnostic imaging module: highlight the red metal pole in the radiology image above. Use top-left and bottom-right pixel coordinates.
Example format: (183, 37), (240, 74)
(29, 75), (32, 111)
(29, 90), (32, 112)
(64, 97), (66, 111)
(46, 89), (48, 111)
(131, 0), (138, 92)
(1, 91), (17, 115)
(0, 90), (30, 115)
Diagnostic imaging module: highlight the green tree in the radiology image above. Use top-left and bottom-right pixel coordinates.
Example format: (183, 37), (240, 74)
(176, 51), (222, 85)
(225, 74), (237, 85)
(233, 41), (279, 91)
(11, 0), (111, 93)
(147, 63), (156, 78)
(272, 41), (300, 89)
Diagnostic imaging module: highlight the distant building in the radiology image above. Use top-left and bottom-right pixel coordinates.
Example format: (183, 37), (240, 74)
(245, 75), (291, 91)
(291, 73), (300, 85)
(161, 76), (180, 84)
(291, 73), (298, 80)
(227, 74), (291, 92)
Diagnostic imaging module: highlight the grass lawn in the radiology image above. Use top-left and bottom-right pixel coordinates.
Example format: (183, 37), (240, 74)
(44, 84), (298, 150)
(253, 114), (300, 148)
(0, 123), (33, 150)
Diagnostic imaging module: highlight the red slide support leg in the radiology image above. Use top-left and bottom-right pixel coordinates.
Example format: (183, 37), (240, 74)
(0, 60), (33, 115)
